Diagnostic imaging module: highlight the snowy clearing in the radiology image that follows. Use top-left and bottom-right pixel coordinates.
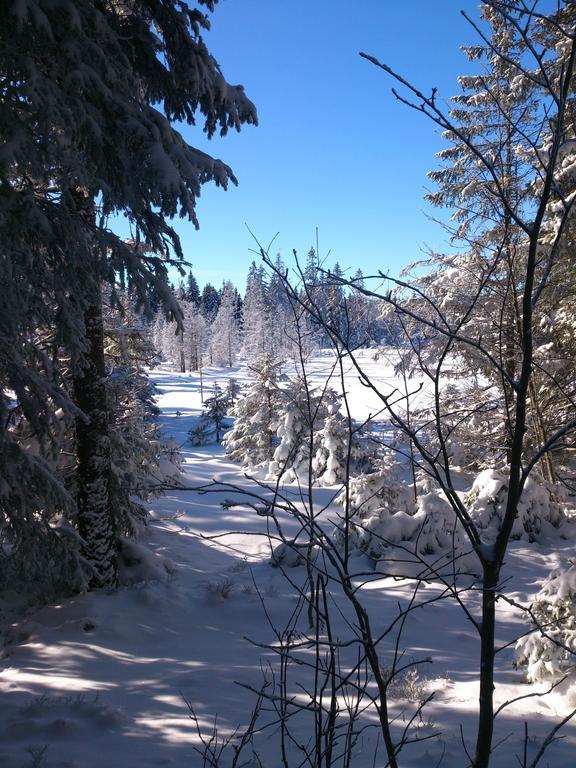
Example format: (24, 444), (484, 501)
(1, 356), (575, 768)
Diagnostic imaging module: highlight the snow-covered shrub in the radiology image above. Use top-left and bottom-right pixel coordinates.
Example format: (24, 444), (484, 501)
(335, 449), (472, 567)
(515, 562), (576, 689)
(335, 450), (416, 559)
(348, 491), (462, 562)
(223, 356), (282, 466)
(270, 541), (320, 568)
(466, 469), (569, 542)
(340, 450), (415, 520)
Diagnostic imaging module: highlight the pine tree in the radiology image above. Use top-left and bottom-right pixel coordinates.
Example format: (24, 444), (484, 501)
(185, 305), (208, 372)
(301, 247), (329, 347)
(268, 379), (333, 483)
(223, 355), (282, 466)
(225, 377), (242, 408)
(1, 0), (257, 589)
(200, 283), (221, 322)
(190, 384), (229, 444)
(185, 270), (201, 306)
(242, 262), (272, 361)
(103, 295), (181, 537)
(211, 281), (240, 367)
(326, 262), (346, 339)
(312, 395), (351, 486)
(346, 269), (371, 347)
(267, 253), (296, 356)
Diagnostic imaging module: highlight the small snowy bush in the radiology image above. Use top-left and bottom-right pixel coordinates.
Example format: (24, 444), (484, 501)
(515, 562), (576, 689)
(466, 469), (568, 542)
(340, 450), (414, 520)
(335, 450), (474, 570)
(348, 491), (464, 563)
(335, 450), (413, 558)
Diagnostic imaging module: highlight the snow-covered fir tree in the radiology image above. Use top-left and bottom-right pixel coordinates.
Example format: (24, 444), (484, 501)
(210, 281), (240, 367)
(325, 262), (346, 339)
(103, 294), (182, 537)
(268, 380), (337, 483)
(190, 384), (230, 444)
(185, 306), (208, 372)
(415, 2), (559, 477)
(185, 270), (201, 307)
(241, 262), (273, 361)
(267, 254), (295, 357)
(224, 356), (283, 466)
(200, 284), (221, 322)
(225, 377), (242, 408)
(1, 0), (256, 590)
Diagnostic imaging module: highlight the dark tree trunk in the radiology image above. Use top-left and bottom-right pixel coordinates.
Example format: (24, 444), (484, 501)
(474, 564), (498, 768)
(73, 286), (118, 588)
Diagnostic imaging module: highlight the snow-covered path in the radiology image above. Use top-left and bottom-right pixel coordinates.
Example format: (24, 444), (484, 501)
(0, 362), (575, 768)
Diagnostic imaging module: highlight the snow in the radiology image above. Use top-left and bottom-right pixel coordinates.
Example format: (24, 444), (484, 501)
(1, 356), (575, 767)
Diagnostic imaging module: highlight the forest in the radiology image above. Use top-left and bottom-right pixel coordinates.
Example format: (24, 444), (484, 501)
(1, 1), (576, 767)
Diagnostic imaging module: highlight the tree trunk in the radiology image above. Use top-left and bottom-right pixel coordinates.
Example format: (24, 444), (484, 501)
(474, 563), (498, 768)
(179, 328), (186, 372)
(73, 286), (118, 589)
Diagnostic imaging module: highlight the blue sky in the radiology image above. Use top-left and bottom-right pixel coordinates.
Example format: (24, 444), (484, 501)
(166, 0), (480, 290)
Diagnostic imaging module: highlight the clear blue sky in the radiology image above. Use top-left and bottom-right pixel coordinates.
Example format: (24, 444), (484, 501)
(164, 0), (480, 290)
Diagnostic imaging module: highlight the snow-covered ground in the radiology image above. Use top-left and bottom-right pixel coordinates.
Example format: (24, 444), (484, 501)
(1, 354), (575, 768)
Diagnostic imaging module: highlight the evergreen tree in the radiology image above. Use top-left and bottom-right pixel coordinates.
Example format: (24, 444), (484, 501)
(185, 305), (208, 372)
(185, 270), (201, 306)
(268, 379), (333, 483)
(267, 254), (295, 355)
(211, 281), (240, 367)
(242, 261), (272, 361)
(223, 355), (282, 466)
(103, 296), (181, 537)
(1, 0), (257, 589)
(200, 283), (221, 322)
(302, 247), (329, 347)
(225, 377), (242, 408)
(326, 262), (346, 339)
(346, 269), (371, 347)
(190, 384), (230, 444)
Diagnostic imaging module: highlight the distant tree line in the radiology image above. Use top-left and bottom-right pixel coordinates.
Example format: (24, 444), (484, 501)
(154, 250), (397, 373)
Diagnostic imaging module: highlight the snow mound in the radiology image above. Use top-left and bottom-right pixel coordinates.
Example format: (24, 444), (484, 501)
(117, 539), (176, 585)
(270, 542), (320, 568)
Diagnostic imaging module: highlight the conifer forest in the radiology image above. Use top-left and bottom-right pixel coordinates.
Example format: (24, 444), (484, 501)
(1, 2), (576, 767)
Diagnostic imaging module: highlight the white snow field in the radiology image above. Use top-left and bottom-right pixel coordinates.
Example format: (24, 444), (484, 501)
(1, 353), (575, 768)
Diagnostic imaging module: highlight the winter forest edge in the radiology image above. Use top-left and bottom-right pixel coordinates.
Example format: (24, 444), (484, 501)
(2, 2), (576, 768)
